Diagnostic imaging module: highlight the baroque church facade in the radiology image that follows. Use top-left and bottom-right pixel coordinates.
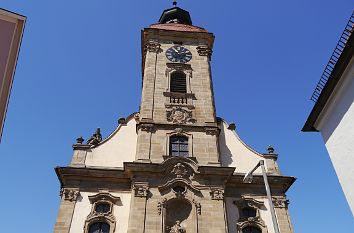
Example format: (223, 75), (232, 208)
(54, 5), (295, 233)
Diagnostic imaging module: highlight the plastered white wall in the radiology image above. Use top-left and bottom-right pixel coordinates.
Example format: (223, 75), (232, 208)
(318, 57), (354, 215)
(218, 120), (264, 174)
(69, 191), (132, 233)
(225, 197), (275, 233)
(85, 118), (137, 168)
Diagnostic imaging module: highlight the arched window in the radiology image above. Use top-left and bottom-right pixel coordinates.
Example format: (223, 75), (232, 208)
(242, 226), (262, 233)
(170, 135), (188, 157)
(170, 71), (187, 93)
(88, 222), (110, 233)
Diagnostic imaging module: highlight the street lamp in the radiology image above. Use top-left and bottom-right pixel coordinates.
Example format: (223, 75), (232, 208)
(243, 160), (281, 233)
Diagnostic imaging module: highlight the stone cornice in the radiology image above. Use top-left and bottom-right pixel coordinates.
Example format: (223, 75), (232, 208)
(135, 121), (219, 134)
(55, 165), (295, 194)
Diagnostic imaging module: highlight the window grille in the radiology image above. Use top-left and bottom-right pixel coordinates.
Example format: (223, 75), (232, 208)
(170, 136), (188, 157)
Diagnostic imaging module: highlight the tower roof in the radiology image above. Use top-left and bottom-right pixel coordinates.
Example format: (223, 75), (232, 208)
(158, 6), (192, 25)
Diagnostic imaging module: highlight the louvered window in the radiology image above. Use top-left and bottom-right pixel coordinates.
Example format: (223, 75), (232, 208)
(170, 71), (187, 93)
(170, 135), (188, 157)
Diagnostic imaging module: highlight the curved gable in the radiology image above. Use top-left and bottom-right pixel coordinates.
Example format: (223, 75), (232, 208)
(218, 119), (265, 174)
(84, 114), (137, 168)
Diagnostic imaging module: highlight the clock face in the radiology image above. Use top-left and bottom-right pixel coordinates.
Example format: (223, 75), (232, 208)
(165, 46), (192, 63)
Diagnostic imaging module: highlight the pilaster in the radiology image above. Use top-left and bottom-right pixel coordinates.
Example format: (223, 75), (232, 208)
(273, 197), (294, 233)
(53, 188), (80, 233)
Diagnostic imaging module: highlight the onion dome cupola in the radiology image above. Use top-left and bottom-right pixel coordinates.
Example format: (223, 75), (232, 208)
(158, 1), (192, 25)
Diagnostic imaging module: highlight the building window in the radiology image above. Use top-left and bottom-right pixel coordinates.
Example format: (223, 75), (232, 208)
(84, 192), (121, 233)
(88, 222), (110, 233)
(170, 71), (187, 93)
(242, 207), (257, 218)
(170, 135), (188, 157)
(95, 203), (110, 214)
(242, 226), (262, 233)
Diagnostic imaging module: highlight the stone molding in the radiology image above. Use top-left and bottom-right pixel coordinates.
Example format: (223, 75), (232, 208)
(204, 126), (219, 135)
(137, 123), (155, 133)
(60, 188), (80, 202)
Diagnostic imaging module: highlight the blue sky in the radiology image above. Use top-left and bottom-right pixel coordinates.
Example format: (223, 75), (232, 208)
(0, 0), (353, 232)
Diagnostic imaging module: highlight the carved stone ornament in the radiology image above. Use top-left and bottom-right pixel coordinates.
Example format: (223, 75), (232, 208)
(134, 112), (140, 123)
(171, 163), (189, 178)
(196, 45), (212, 57)
(133, 184), (149, 198)
(272, 197), (289, 208)
(210, 188), (224, 200)
(87, 128), (102, 146)
(193, 199), (202, 215)
(158, 198), (167, 215)
(61, 188), (80, 202)
(138, 123), (155, 133)
(169, 221), (186, 233)
(167, 107), (194, 124)
(145, 40), (161, 53)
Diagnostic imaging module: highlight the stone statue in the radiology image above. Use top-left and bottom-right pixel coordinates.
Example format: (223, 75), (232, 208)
(169, 221), (186, 233)
(87, 128), (102, 146)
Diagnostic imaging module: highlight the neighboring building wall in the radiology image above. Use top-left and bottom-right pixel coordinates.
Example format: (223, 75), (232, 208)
(316, 56), (354, 213)
(0, 9), (25, 141)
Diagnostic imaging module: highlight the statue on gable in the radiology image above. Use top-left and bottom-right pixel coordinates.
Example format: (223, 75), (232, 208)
(169, 221), (186, 233)
(87, 128), (102, 146)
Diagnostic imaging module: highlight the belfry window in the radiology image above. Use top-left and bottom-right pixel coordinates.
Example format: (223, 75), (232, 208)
(170, 135), (188, 157)
(242, 226), (262, 233)
(170, 71), (187, 93)
(88, 222), (110, 233)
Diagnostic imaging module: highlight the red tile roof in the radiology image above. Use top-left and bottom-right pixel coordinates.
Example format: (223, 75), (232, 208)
(149, 23), (208, 33)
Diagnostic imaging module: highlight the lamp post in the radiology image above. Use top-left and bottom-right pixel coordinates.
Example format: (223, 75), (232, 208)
(243, 160), (281, 233)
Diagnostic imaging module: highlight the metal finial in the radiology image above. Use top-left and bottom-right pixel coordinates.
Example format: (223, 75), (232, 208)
(76, 136), (84, 144)
(173, 0), (177, 6)
(267, 145), (275, 154)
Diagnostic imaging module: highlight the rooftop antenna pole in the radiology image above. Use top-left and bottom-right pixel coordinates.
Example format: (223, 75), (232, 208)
(173, 0), (177, 6)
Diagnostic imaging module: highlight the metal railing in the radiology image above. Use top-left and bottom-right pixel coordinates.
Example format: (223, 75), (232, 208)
(311, 11), (354, 102)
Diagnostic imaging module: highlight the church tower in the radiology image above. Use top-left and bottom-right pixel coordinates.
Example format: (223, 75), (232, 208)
(54, 3), (295, 233)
